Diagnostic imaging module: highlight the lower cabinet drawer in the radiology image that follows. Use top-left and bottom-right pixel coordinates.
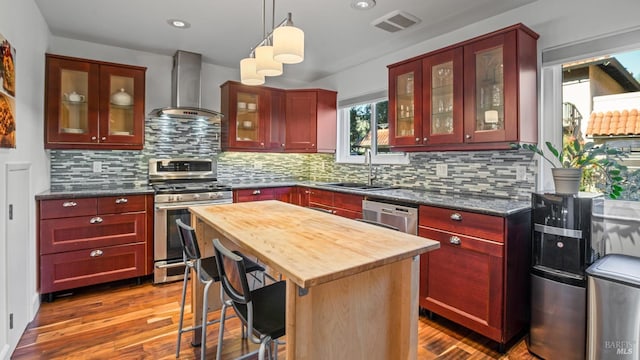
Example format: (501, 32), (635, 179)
(40, 243), (146, 293)
(40, 212), (146, 254)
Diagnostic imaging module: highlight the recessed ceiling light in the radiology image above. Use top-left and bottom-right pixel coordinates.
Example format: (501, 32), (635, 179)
(351, 0), (376, 10)
(167, 19), (191, 29)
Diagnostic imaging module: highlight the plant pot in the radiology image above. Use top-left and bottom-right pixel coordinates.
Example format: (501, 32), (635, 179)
(552, 168), (582, 195)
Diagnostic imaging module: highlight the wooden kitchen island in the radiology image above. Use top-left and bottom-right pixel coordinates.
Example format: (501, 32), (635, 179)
(189, 200), (439, 359)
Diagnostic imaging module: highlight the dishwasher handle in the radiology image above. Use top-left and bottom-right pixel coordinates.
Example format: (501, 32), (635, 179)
(355, 218), (400, 231)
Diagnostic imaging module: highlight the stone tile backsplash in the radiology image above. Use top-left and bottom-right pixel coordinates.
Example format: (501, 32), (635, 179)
(49, 117), (536, 200)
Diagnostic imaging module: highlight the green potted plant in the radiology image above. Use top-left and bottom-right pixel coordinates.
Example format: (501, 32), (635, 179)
(511, 139), (628, 198)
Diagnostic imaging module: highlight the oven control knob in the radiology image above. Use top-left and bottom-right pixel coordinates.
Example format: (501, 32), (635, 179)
(209, 193), (217, 199)
(176, 195), (183, 201)
(193, 194), (200, 200)
(168, 195), (175, 202)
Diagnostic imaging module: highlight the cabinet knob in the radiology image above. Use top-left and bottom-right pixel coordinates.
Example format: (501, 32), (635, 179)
(62, 201), (77, 207)
(449, 236), (462, 245)
(252, 189), (261, 195)
(415, 137), (420, 142)
(101, 137), (106, 141)
(465, 134), (471, 139)
(450, 213), (462, 221)
(260, 142), (264, 146)
(90, 249), (104, 257)
(89, 216), (104, 224)
(115, 198), (128, 204)
(312, 144), (315, 147)
(423, 137), (428, 143)
(281, 143), (285, 147)
(91, 136), (97, 141)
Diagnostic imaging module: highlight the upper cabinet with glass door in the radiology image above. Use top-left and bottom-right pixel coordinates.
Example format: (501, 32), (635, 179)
(389, 59), (422, 148)
(423, 47), (464, 145)
(388, 24), (538, 151)
(220, 81), (271, 151)
(462, 24), (539, 147)
(45, 54), (146, 150)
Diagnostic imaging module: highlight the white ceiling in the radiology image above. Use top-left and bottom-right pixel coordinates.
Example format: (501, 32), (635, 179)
(34, 0), (536, 82)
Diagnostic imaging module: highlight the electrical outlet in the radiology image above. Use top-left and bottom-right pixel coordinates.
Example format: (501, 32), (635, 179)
(516, 166), (527, 181)
(92, 161), (102, 173)
(436, 164), (448, 177)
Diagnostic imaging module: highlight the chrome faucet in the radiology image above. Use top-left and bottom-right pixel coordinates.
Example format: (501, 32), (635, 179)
(365, 149), (377, 186)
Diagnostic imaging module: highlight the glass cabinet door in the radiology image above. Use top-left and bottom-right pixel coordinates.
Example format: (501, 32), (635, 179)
(474, 46), (504, 132)
(423, 47), (463, 145)
(389, 60), (421, 147)
(431, 61), (454, 135)
(59, 69), (90, 135)
(396, 71), (415, 138)
(107, 74), (135, 136)
(463, 30), (518, 144)
(236, 91), (261, 143)
(99, 64), (144, 144)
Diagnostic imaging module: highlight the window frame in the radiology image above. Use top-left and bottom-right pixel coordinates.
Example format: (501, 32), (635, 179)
(336, 96), (409, 165)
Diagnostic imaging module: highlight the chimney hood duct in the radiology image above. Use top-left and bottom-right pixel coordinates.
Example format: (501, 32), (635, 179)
(149, 50), (223, 121)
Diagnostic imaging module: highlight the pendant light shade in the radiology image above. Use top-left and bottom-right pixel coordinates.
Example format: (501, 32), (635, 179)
(273, 24), (304, 64)
(240, 57), (265, 86)
(255, 45), (283, 76)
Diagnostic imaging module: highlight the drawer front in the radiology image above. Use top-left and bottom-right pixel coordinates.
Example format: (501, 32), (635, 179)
(40, 213), (146, 254)
(40, 243), (146, 293)
(40, 198), (97, 219)
(333, 192), (364, 212)
(308, 188), (334, 206)
(234, 188), (275, 202)
(97, 195), (146, 214)
(419, 205), (504, 242)
(419, 226), (504, 337)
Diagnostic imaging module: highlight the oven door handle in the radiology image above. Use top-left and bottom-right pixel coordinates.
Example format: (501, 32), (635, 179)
(155, 261), (186, 269)
(155, 201), (229, 210)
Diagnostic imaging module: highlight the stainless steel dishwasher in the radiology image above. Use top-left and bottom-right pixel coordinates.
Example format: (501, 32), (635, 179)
(362, 199), (418, 235)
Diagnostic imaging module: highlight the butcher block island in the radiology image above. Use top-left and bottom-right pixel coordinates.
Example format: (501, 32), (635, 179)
(189, 200), (440, 359)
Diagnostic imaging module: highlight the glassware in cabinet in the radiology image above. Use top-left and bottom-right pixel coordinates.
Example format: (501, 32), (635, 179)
(236, 92), (260, 142)
(107, 74), (135, 136)
(388, 59), (422, 147)
(59, 69), (89, 135)
(474, 46), (504, 132)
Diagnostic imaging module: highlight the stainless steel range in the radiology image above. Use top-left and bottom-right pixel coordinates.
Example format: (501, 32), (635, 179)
(149, 158), (232, 284)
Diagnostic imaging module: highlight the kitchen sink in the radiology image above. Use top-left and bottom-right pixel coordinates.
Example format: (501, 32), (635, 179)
(322, 182), (394, 191)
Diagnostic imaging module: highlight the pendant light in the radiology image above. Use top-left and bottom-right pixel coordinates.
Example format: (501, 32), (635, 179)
(240, 56), (265, 85)
(239, 1), (304, 85)
(256, 43), (283, 76)
(273, 13), (304, 64)
(255, 1), (283, 76)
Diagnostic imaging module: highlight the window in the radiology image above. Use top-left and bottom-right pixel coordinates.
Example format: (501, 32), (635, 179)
(336, 95), (408, 164)
(542, 28), (640, 200)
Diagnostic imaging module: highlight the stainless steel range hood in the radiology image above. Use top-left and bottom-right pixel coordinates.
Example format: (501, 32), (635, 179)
(149, 50), (223, 121)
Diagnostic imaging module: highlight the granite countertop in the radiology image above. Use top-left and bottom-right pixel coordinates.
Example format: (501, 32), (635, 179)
(227, 181), (531, 217)
(35, 180), (530, 216)
(35, 183), (154, 200)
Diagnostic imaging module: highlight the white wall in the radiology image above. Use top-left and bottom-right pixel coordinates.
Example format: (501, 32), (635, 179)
(0, 0), (50, 358)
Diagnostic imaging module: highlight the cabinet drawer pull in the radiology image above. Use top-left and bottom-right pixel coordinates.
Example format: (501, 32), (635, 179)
(90, 249), (104, 257)
(115, 198), (128, 204)
(252, 190), (261, 195)
(89, 216), (103, 224)
(450, 213), (462, 221)
(62, 201), (77, 207)
(449, 236), (462, 245)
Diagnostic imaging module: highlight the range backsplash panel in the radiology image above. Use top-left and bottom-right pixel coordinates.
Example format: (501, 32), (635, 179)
(49, 117), (221, 189)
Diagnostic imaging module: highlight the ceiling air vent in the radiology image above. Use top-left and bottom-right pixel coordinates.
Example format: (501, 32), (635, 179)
(371, 10), (421, 33)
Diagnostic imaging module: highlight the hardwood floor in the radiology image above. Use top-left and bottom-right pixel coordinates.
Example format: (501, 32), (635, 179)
(12, 278), (539, 359)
